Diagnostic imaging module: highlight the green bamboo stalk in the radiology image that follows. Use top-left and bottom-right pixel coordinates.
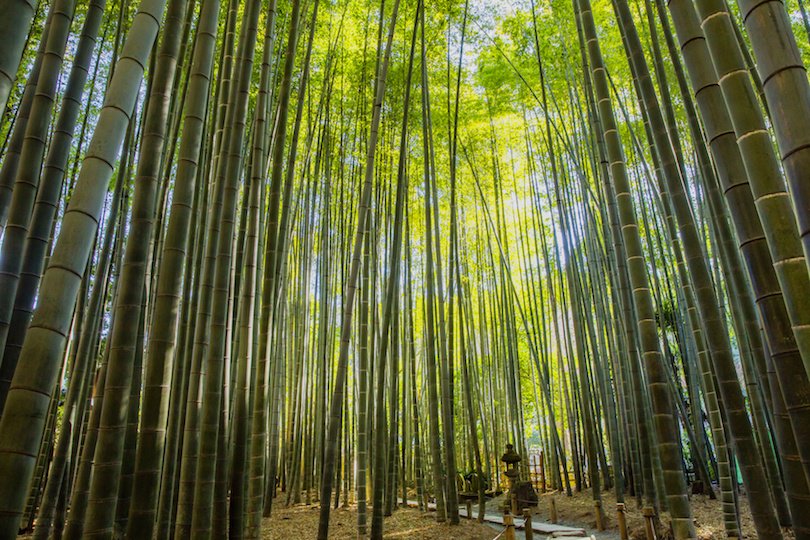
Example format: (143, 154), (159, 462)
(0, 0), (170, 533)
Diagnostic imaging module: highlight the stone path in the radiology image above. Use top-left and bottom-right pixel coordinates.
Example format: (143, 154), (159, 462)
(400, 499), (592, 538)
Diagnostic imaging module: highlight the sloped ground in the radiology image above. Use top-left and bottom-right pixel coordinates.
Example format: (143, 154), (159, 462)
(262, 504), (498, 539)
(530, 488), (794, 540)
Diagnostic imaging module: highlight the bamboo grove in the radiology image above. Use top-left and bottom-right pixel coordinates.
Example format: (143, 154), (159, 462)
(1, 0), (810, 538)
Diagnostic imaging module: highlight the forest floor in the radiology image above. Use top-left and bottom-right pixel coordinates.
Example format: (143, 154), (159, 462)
(525, 487), (794, 540)
(262, 485), (777, 539)
(262, 504), (499, 539)
(16, 488), (785, 538)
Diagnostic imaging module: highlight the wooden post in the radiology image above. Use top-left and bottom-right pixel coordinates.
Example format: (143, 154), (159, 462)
(595, 500), (604, 531)
(504, 511), (516, 540)
(523, 509), (534, 540)
(643, 506), (657, 540)
(549, 496), (558, 524)
(617, 502), (629, 540)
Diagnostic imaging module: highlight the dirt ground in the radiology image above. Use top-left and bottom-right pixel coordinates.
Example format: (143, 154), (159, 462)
(18, 489), (790, 539)
(527, 487), (795, 540)
(262, 504), (499, 539)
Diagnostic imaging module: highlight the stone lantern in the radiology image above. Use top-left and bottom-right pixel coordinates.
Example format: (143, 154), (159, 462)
(501, 444), (521, 513)
(500, 443), (538, 514)
(501, 444), (521, 479)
